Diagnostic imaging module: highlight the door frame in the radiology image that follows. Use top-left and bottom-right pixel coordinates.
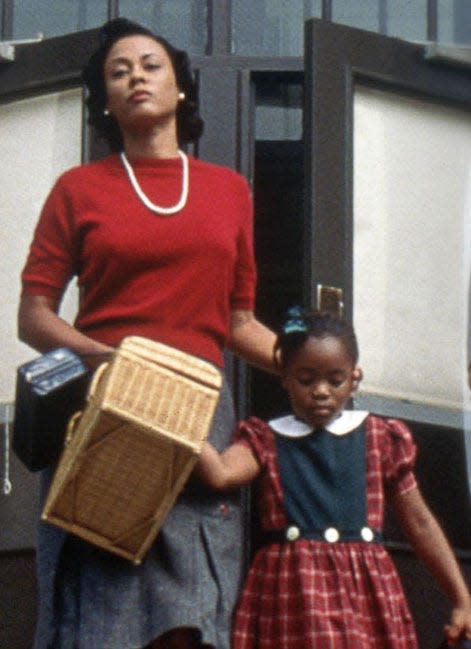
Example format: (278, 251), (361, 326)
(303, 18), (471, 317)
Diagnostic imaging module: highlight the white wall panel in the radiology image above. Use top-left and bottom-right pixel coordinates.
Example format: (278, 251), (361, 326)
(0, 88), (82, 401)
(353, 85), (471, 411)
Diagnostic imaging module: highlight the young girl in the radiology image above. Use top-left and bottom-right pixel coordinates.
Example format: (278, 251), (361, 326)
(197, 308), (471, 648)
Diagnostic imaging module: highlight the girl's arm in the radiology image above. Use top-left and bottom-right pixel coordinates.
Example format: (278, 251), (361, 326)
(392, 485), (471, 644)
(227, 309), (278, 375)
(18, 294), (113, 367)
(196, 441), (261, 491)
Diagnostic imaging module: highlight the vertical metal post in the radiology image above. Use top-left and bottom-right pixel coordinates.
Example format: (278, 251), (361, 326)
(1, 0), (14, 39)
(108, 0), (119, 20)
(321, 0), (332, 21)
(77, 0), (87, 32)
(427, 0), (438, 41)
(378, 0), (388, 35)
(206, 0), (232, 55)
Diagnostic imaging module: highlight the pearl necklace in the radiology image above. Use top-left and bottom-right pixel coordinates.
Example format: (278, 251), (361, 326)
(120, 150), (189, 215)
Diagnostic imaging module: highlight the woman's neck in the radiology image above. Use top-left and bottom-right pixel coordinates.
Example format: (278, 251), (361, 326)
(122, 126), (180, 160)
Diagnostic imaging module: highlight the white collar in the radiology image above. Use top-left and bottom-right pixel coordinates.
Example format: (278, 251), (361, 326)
(268, 410), (369, 438)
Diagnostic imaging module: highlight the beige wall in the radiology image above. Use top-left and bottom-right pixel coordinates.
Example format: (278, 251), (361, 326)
(0, 88), (82, 402)
(353, 84), (471, 413)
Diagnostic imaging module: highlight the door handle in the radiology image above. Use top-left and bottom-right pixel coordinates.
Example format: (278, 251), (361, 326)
(316, 284), (344, 317)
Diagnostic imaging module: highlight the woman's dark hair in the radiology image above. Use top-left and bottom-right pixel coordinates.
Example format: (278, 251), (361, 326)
(82, 18), (204, 151)
(274, 307), (359, 370)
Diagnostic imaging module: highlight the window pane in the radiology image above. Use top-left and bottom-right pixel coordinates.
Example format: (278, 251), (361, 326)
(332, 0), (380, 32)
(12, 0), (107, 39)
(255, 80), (303, 140)
(439, 0), (471, 45)
(438, 0), (455, 43)
(385, 0), (427, 42)
(232, 0), (321, 56)
(119, 0), (207, 54)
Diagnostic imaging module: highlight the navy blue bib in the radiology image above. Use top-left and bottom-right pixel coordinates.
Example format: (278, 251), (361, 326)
(275, 423), (367, 533)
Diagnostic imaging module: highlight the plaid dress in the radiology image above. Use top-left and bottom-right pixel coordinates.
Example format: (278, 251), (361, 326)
(232, 414), (419, 649)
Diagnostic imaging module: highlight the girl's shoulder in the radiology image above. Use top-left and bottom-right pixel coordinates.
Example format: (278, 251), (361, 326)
(235, 416), (274, 438)
(366, 414), (417, 481)
(233, 416), (276, 464)
(366, 413), (415, 444)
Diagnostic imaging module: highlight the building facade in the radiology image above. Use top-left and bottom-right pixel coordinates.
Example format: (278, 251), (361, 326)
(1, 2), (470, 647)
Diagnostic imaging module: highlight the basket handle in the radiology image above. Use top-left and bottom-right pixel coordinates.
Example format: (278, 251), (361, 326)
(64, 410), (82, 446)
(88, 361), (109, 399)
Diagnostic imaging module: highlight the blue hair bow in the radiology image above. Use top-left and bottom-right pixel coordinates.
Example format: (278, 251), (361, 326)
(283, 306), (308, 334)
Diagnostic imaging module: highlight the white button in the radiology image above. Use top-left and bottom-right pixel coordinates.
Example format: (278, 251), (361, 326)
(324, 527), (340, 543)
(361, 527), (374, 542)
(286, 526), (300, 541)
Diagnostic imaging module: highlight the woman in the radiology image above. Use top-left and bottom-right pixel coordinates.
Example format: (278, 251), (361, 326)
(18, 18), (276, 649)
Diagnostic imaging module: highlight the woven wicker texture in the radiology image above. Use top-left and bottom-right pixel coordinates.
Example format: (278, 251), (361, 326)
(91, 336), (222, 450)
(42, 337), (221, 564)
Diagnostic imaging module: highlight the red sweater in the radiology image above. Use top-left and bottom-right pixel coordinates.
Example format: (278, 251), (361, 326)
(21, 154), (256, 367)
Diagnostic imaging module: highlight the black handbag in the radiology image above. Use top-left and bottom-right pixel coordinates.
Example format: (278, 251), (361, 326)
(13, 348), (90, 472)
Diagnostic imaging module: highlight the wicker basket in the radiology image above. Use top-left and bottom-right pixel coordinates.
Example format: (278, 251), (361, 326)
(42, 337), (222, 564)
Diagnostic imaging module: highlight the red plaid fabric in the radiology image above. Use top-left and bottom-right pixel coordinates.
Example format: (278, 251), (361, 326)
(232, 415), (419, 649)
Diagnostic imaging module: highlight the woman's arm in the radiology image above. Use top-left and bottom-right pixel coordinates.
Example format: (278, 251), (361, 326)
(18, 294), (113, 367)
(195, 441), (260, 491)
(227, 309), (278, 375)
(392, 486), (471, 643)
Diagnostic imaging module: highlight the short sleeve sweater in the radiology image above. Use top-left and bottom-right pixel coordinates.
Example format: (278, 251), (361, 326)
(21, 154), (257, 367)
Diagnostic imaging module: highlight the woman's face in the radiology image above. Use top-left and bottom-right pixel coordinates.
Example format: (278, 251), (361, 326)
(103, 34), (181, 136)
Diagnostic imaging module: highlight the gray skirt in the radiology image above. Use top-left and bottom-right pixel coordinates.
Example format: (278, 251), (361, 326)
(34, 377), (244, 649)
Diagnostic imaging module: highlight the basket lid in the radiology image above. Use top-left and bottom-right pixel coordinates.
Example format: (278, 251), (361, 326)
(117, 336), (222, 390)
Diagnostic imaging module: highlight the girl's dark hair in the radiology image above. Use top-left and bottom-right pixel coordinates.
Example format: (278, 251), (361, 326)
(274, 307), (359, 370)
(82, 17), (204, 151)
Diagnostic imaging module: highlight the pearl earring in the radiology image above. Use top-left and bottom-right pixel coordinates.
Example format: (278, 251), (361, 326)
(178, 92), (186, 101)
(103, 108), (110, 116)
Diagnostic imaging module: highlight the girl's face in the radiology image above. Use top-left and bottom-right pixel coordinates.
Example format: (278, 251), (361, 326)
(103, 34), (181, 136)
(281, 335), (358, 430)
